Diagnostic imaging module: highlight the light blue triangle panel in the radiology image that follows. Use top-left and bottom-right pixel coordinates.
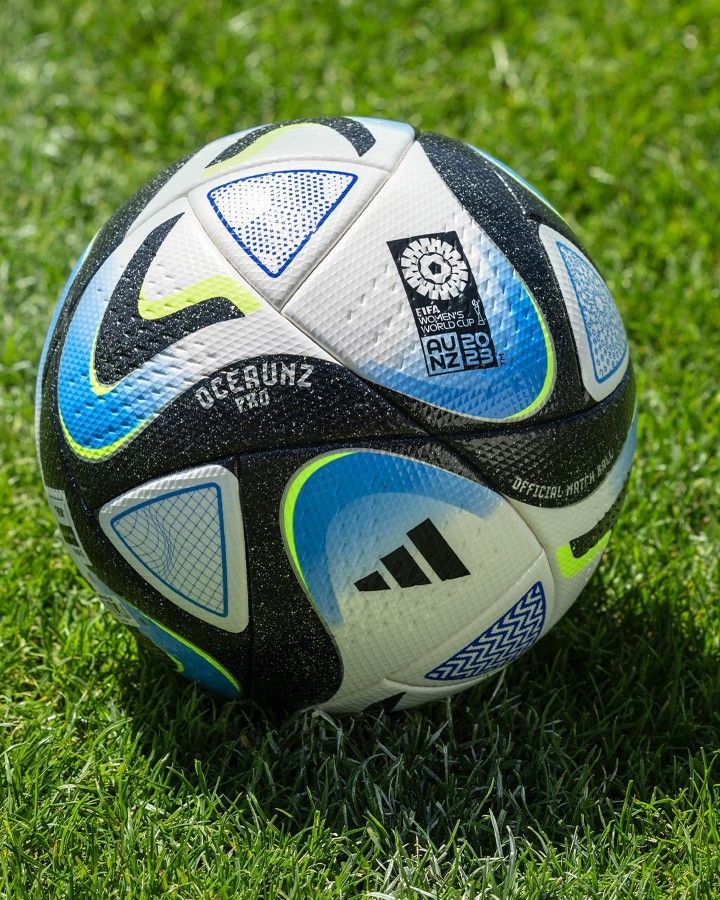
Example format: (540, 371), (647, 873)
(207, 168), (357, 277)
(110, 483), (228, 617)
(424, 580), (546, 681)
(556, 240), (627, 384)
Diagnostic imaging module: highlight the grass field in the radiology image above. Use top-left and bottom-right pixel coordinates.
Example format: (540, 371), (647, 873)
(1, 0), (719, 896)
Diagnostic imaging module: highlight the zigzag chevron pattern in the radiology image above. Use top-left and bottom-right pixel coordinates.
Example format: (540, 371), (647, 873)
(425, 581), (546, 681)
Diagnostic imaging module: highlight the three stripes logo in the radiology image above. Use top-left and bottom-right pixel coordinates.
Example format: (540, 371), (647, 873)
(354, 518), (469, 592)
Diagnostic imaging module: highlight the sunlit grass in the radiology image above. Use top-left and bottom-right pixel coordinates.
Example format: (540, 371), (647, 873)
(1, 0), (719, 895)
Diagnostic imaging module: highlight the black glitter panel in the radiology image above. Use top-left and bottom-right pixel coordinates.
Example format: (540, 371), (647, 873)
(207, 117), (377, 168)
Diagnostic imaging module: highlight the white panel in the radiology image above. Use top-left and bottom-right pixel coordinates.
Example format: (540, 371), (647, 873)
(284, 141), (461, 346)
(137, 198), (335, 362)
(129, 119), (414, 238)
(99, 464), (249, 632)
(128, 130), (257, 234)
(351, 117), (415, 170)
(285, 448), (556, 712)
(323, 555), (552, 712)
(539, 223), (628, 401)
(201, 117), (415, 178)
(189, 160), (387, 309)
(140, 205), (245, 301)
(283, 141), (554, 422)
(59, 197), (334, 458)
(509, 414), (636, 625)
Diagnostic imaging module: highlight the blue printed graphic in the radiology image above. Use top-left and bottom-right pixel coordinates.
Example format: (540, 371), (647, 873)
(207, 169), (357, 277)
(56, 226), (207, 457)
(36, 241), (92, 409)
(369, 235), (553, 421)
(35, 238), (94, 461)
(557, 240), (627, 384)
(112, 597), (241, 698)
(425, 580), (546, 681)
(111, 484), (229, 617)
(285, 450), (500, 626)
(609, 410), (637, 494)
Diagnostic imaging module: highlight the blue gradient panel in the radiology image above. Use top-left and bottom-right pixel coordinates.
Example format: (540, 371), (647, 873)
(56, 238), (197, 455)
(36, 242), (92, 410)
(116, 597), (241, 698)
(367, 236), (552, 420)
(35, 239), (94, 460)
(288, 450), (500, 626)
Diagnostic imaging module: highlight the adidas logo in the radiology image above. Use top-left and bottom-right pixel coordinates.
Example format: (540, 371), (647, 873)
(354, 518), (469, 591)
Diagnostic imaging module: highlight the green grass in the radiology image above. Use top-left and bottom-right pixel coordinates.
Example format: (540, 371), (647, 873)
(1, 0), (719, 896)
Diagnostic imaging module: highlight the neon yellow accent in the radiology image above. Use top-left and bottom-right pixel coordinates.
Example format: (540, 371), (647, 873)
(556, 530), (611, 579)
(63, 323), (159, 458)
(205, 124), (316, 176)
(280, 451), (354, 593)
(506, 282), (556, 421)
(69, 279), (262, 460)
(88, 278), (260, 395)
(59, 406), (148, 461)
(138, 275), (262, 321)
(147, 615), (241, 693)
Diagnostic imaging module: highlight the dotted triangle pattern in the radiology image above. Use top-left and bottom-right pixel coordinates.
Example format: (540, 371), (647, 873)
(110, 484), (228, 617)
(556, 241), (627, 383)
(424, 581), (546, 681)
(207, 169), (356, 277)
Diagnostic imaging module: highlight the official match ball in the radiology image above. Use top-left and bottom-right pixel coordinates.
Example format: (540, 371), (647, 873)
(36, 118), (635, 712)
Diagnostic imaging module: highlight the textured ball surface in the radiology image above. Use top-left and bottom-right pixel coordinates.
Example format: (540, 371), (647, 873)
(36, 117), (635, 712)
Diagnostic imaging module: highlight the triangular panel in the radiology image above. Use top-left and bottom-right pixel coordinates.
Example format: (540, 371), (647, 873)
(424, 581), (546, 681)
(110, 484), (227, 617)
(207, 169), (356, 277)
(539, 224), (628, 401)
(99, 463), (248, 633)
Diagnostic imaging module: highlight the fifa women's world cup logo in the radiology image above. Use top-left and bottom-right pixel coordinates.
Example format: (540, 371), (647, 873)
(388, 232), (498, 376)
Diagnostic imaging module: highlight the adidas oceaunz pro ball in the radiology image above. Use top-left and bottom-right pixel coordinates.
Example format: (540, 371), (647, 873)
(36, 117), (635, 712)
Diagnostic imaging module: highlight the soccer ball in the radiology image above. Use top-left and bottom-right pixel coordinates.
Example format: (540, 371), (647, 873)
(36, 117), (635, 712)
